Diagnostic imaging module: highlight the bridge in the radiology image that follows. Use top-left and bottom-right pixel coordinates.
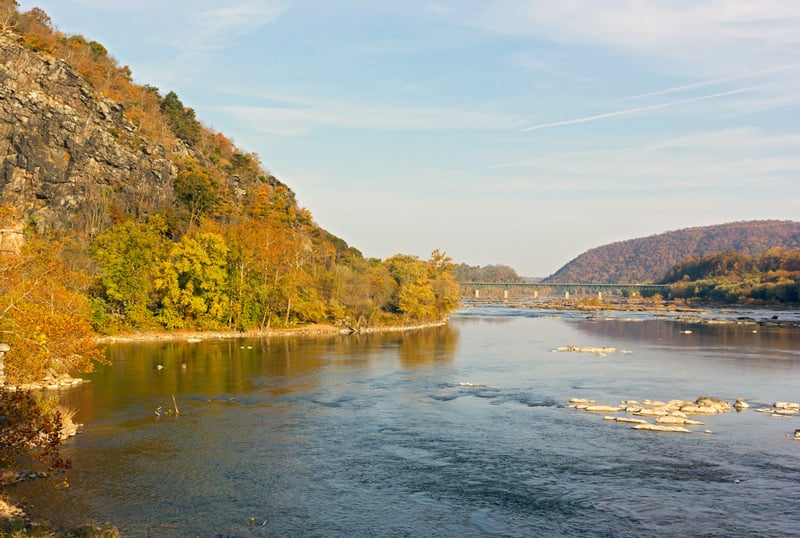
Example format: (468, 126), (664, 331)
(459, 282), (671, 300)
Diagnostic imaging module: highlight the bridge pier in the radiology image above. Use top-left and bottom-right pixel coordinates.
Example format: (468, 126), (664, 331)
(598, 291), (602, 301)
(503, 289), (509, 299)
(474, 289), (480, 299)
(534, 290), (538, 299)
(565, 291), (570, 300)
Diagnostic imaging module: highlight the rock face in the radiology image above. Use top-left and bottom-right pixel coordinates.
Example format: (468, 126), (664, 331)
(0, 37), (175, 234)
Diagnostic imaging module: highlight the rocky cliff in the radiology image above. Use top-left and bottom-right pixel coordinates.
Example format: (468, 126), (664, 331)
(0, 36), (175, 234)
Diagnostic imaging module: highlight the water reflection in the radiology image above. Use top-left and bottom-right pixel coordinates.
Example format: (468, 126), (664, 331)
(571, 318), (800, 364)
(62, 325), (459, 425)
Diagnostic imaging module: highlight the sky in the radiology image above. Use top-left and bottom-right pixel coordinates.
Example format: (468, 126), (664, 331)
(18, 1), (800, 277)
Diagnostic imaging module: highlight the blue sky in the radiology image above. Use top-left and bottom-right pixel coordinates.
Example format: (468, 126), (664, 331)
(19, 1), (800, 276)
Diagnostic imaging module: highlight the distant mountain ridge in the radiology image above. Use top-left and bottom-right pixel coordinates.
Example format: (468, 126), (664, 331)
(544, 220), (800, 284)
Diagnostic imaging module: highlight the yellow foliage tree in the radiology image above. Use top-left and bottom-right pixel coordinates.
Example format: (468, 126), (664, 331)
(0, 237), (105, 383)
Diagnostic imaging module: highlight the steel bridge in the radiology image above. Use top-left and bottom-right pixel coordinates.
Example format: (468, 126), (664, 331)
(459, 281), (670, 299)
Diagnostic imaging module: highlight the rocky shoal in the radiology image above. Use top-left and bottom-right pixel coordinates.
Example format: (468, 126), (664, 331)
(566, 396), (800, 438)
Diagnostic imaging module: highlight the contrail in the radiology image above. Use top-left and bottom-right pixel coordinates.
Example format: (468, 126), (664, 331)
(620, 62), (800, 102)
(521, 87), (757, 132)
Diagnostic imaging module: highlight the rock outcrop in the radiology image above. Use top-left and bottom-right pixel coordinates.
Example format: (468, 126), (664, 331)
(0, 37), (175, 234)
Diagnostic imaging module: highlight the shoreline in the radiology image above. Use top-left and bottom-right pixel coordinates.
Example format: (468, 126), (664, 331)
(93, 319), (450, 344)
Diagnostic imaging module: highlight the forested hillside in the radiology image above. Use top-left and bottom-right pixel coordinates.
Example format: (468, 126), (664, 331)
(661, 247), (800, 304)
(0, 2), (460, 384)
(545, 221), (800, 284)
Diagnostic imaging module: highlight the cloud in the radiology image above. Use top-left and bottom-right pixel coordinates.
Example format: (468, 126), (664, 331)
(182, 1), (285, 52)
(461, 1), (800, 74)
(521, 87), (757, 132)
(217, 94), (522, 135)
(619, 62), (800, 102)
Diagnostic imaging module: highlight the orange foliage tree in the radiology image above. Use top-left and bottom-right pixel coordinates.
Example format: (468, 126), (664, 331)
(0, 235), (105, 383)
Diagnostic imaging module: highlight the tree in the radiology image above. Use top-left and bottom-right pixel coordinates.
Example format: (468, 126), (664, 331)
(0, 237), (105, 383)
(160, 91), (202, 145)
(0, 388), (69, 476)
(155, 233), (229, 329)
(90, 218), (171, 329)
(0, 0), (19, 35)
(174, 159), (220, 230)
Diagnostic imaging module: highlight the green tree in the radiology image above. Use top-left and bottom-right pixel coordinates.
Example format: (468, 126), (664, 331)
(160, 90), (202, 144)
(155, 233), (229, 329)
(90, 217), (171, 329)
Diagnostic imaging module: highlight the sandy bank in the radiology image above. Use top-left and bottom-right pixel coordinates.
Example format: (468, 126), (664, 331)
(94, 319), (449, 344)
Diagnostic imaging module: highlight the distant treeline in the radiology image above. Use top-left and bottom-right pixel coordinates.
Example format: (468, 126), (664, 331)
(660, 247), (800, 304)
(453, 263), (523, 283)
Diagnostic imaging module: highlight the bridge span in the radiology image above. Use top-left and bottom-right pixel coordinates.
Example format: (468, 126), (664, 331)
(459, 282), (670, 300)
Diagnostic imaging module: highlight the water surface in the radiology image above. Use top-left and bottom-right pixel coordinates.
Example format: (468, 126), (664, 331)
(14, 307), (800, 537)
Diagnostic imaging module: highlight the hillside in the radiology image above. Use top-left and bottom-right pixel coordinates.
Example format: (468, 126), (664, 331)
(0, 4), (461, 384)
(545, 221), (800, 284)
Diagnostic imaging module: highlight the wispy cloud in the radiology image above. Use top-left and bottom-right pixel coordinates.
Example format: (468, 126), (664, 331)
(521, 87), (757, 132)
(217, 93), (522, 135)
(620, 62), (800, 102)
(462, 1), (800, 75)
(183, 1), (285, 52)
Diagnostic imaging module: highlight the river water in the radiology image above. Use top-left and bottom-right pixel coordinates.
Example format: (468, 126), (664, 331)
(12, 306), (800, 537)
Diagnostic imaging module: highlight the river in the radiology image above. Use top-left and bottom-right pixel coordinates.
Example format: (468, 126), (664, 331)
(12, 306), (800, 537)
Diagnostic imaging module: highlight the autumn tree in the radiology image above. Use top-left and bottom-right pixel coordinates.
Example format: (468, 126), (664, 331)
(0, 236), (105, 383)
(174, 159), (221, 230)
(0, 0), (18, 35)
(16, 6), (58, 53)
(0, 388), (70, 476)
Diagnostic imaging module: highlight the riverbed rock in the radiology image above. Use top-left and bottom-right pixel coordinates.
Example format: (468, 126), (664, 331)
(615, 417), (649, 424)
(656, 416), (705, 426)
(694, 396), (732, 412)
(775, 402), (800, 410)
(633, 423), (692, 433)
(584, 405), (624, 413)
(556, 346), (616, 354)
(634, 407), (669, 417)
(734, 398), (750, 411)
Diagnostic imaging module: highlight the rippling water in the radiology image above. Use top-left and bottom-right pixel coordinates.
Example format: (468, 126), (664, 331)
(13, 307), (800, 537)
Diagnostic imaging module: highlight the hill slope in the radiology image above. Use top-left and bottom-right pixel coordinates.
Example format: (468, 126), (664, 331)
(545, 221), (800, 284)
(0, 4), (461, 347)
